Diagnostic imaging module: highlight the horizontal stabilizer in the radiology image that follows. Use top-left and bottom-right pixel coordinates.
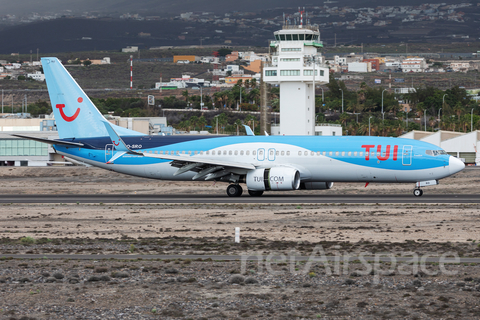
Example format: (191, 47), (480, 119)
(102, 121), (142, 155)
(106, 151), (126, 164)
(11, 134), (84, 147)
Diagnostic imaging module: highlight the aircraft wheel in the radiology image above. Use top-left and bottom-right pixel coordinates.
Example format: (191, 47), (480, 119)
(248, 190), (264, 197)
(413, 189), (423, 197)
(227, 184), (243, 197)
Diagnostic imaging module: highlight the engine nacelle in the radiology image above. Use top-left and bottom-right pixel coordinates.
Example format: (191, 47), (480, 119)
(300, 182), (334, 190)
(246, 167), (301, 191)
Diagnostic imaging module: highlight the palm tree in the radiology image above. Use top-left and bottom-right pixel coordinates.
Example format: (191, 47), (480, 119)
(217, 113), (228, 133)
(250, 78), (257, 89)
(248, 88), (260, 105)
(182, 90), (189, 105)
(198, 115), (206, 131)
(189, 115), (199, 131)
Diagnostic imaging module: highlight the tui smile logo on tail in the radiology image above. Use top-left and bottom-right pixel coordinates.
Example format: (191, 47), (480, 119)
(56, 97), (83, 122)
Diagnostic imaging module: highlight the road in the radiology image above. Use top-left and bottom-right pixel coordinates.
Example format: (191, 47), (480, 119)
(0, 193), (477, 204)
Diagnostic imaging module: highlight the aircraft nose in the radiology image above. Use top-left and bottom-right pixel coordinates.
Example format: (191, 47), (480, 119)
(449, 156), (465, 175)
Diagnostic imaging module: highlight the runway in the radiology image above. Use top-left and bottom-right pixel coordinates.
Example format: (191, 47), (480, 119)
(0, 193), (478, 204)
(0, 253), (475, 263)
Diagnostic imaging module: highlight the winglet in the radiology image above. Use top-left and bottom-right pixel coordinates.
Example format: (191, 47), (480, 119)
(243, 125), (255, 136)
(102, 121), (142, 155)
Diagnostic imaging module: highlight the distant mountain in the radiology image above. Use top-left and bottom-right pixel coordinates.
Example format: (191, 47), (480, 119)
(0, 0), (474, 16)
(0, 18), (268, 54)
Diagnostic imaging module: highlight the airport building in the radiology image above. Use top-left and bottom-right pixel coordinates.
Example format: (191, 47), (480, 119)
(263, 21), (329, 136)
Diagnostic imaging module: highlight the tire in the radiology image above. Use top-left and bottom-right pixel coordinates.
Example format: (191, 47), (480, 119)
(413, 189), (423, 197)
(227, 184), (243, 197)
(248, 190), (264, 197)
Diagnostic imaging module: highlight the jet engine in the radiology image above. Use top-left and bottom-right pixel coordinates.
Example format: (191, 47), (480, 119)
(246, 167), (301, 191)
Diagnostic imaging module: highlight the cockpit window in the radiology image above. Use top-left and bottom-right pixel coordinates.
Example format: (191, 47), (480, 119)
(426, 150), (447, 156)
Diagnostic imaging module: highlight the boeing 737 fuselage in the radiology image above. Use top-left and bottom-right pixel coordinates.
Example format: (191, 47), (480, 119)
(16, 58), (465, 197)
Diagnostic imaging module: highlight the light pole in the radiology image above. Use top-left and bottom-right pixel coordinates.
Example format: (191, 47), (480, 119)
(424, 109), (427, 131)
(200, 86), (203, 109)
(405, 107), (408, 130)
(339, 88), (344, 113)
(319, 86), (324, 103)
(438, 107), (442, 130)
(381, 89), (387, 121)
(368, 116), (372, 136)
(214, 114), (219, 135)
(471, 108), (474, 132)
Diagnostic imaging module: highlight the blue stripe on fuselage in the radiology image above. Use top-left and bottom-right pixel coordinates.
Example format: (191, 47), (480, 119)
(56, 135), (449, 171)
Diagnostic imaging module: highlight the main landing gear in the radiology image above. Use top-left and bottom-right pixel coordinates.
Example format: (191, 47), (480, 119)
(226, 185), (265, 197)
(413, 188), (423, 197)
(226, 184), (243, 197)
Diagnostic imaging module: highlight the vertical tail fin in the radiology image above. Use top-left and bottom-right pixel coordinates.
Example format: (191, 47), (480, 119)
(41, 57), (142, 139)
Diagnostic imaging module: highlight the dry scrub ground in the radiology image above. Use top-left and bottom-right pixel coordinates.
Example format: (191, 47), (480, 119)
(0, 166), (480, 319)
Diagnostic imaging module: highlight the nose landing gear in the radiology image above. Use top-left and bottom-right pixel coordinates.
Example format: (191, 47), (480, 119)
(413, 188), (423, 197)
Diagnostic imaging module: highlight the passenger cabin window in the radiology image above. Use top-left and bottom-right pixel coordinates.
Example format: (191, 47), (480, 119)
(298, 151), (302, 156)
(246, 151), (250, 156)
(253, 151), (256, 156)
(287, 151), (290, 156)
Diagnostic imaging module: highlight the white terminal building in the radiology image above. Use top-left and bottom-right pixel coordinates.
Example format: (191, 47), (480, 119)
(263, 24), (330, 135)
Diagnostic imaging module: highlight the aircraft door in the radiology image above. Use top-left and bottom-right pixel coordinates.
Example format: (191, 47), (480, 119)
(402, 145), (413, 166)
(257, 148), (265, 161)
(268, 148), (276, 161)
(105, 144), (114, 163)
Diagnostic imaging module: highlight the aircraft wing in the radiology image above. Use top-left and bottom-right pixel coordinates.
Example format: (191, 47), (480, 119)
(142, 152), (255, 180)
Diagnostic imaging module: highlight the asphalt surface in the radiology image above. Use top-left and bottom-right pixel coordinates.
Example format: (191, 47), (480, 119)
(0, 253), (474, 263)
(0, 193), (478, 204)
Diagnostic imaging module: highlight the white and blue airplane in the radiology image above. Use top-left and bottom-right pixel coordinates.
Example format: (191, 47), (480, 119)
(15, 57), (465, 197)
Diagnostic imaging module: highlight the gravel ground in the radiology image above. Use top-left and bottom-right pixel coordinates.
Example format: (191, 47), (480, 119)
(0, 166), (479, 319)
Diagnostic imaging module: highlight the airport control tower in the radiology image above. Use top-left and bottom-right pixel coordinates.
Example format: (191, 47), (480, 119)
(263, 14), (329, 135)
